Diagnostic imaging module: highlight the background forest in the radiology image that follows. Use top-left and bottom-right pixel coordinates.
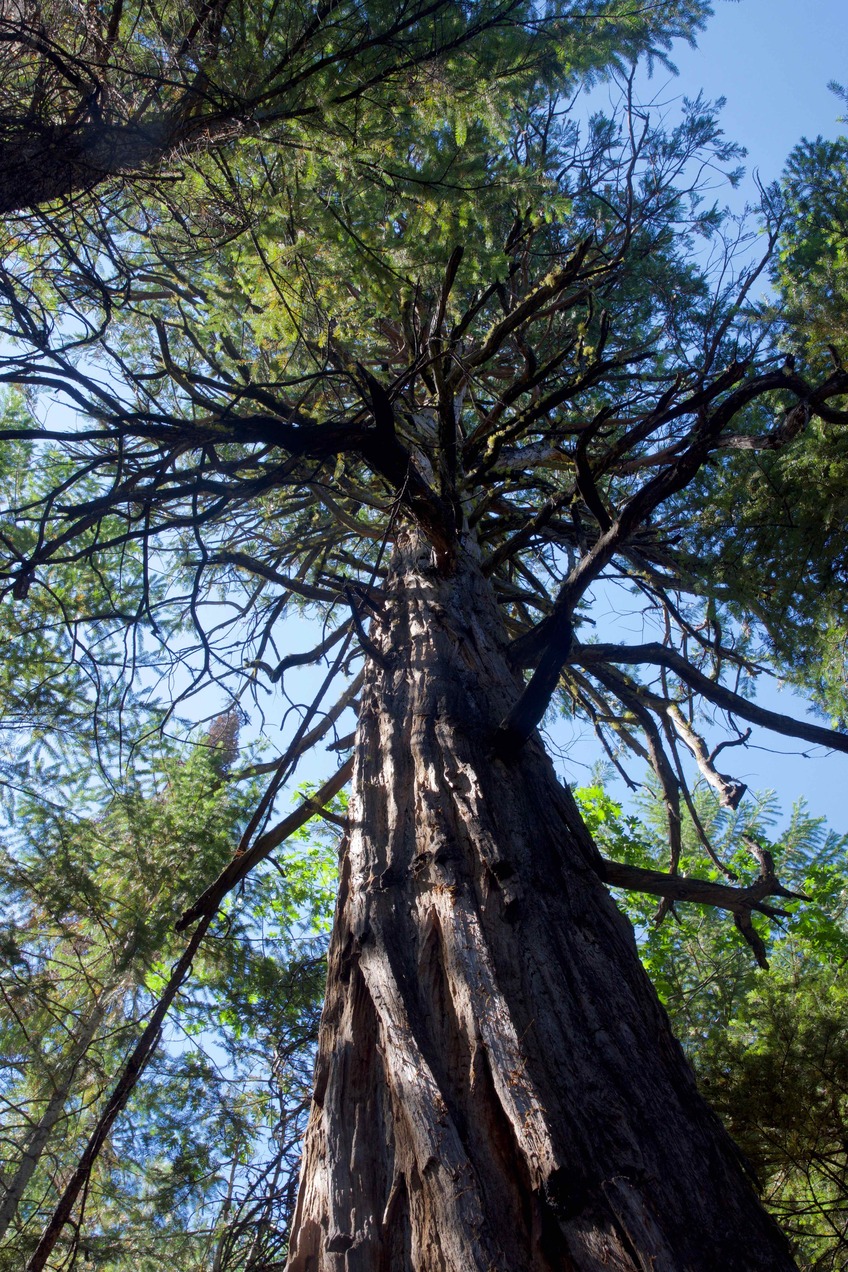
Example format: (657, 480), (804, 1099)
(1, 0), (848, 1268)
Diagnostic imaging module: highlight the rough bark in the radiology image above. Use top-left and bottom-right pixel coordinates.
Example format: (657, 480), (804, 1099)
(285, 531), (798, 1271)
(0, 117), (184, 215)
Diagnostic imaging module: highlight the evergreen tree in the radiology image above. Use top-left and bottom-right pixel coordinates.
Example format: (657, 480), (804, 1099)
(0, 6), (846, 1268)
(0, 716), (339, 1269)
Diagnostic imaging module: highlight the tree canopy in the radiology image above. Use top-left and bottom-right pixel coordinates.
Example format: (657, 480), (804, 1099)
(0, 0), (709, 213)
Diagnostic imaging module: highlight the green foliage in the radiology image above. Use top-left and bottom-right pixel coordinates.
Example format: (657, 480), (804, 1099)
(665, 132), (848, 724)
(699, 976), (848, 1271)
(577, 782), (848, 1270)
(677, 425), (848, 724)
(0, 723), (338, 1270)
(776, 135), (848, 368)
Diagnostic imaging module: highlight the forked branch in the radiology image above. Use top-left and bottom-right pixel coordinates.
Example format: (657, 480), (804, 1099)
(600, 856), (808, 968)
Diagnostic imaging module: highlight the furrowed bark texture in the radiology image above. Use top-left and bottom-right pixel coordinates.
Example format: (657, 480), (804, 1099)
(286, 532), (797, 1272)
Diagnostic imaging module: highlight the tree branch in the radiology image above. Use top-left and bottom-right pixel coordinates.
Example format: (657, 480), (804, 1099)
(599, 857), (808, 968)
(177, 757), (354, 931)
(573, 642), (848, 755)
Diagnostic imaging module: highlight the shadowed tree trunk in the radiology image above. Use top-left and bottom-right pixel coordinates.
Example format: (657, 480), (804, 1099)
(0, 116), (188, 215)
(286, 530), (798, 1271)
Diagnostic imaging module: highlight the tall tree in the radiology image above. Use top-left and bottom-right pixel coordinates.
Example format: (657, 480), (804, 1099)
(1, 17), (847, 1271)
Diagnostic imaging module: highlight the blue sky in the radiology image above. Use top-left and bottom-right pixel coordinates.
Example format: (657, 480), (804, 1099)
(586, 0), (848, 217)
(672, 0), (848, 190)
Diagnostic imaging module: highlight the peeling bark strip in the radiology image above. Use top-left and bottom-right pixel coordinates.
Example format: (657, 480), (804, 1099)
(286, 533), (797, 1271)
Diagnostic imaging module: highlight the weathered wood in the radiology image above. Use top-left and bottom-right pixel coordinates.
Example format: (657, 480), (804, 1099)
(286, 531), (798, 1271)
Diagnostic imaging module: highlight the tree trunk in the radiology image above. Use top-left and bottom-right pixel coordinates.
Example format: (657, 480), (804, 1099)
(285, 531), (797, 1271)
(0, 119), (182, 215)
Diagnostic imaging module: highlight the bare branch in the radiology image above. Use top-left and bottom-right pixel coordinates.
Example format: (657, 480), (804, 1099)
(573, 642), (848, 755)
(599, 858), (808, 969)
